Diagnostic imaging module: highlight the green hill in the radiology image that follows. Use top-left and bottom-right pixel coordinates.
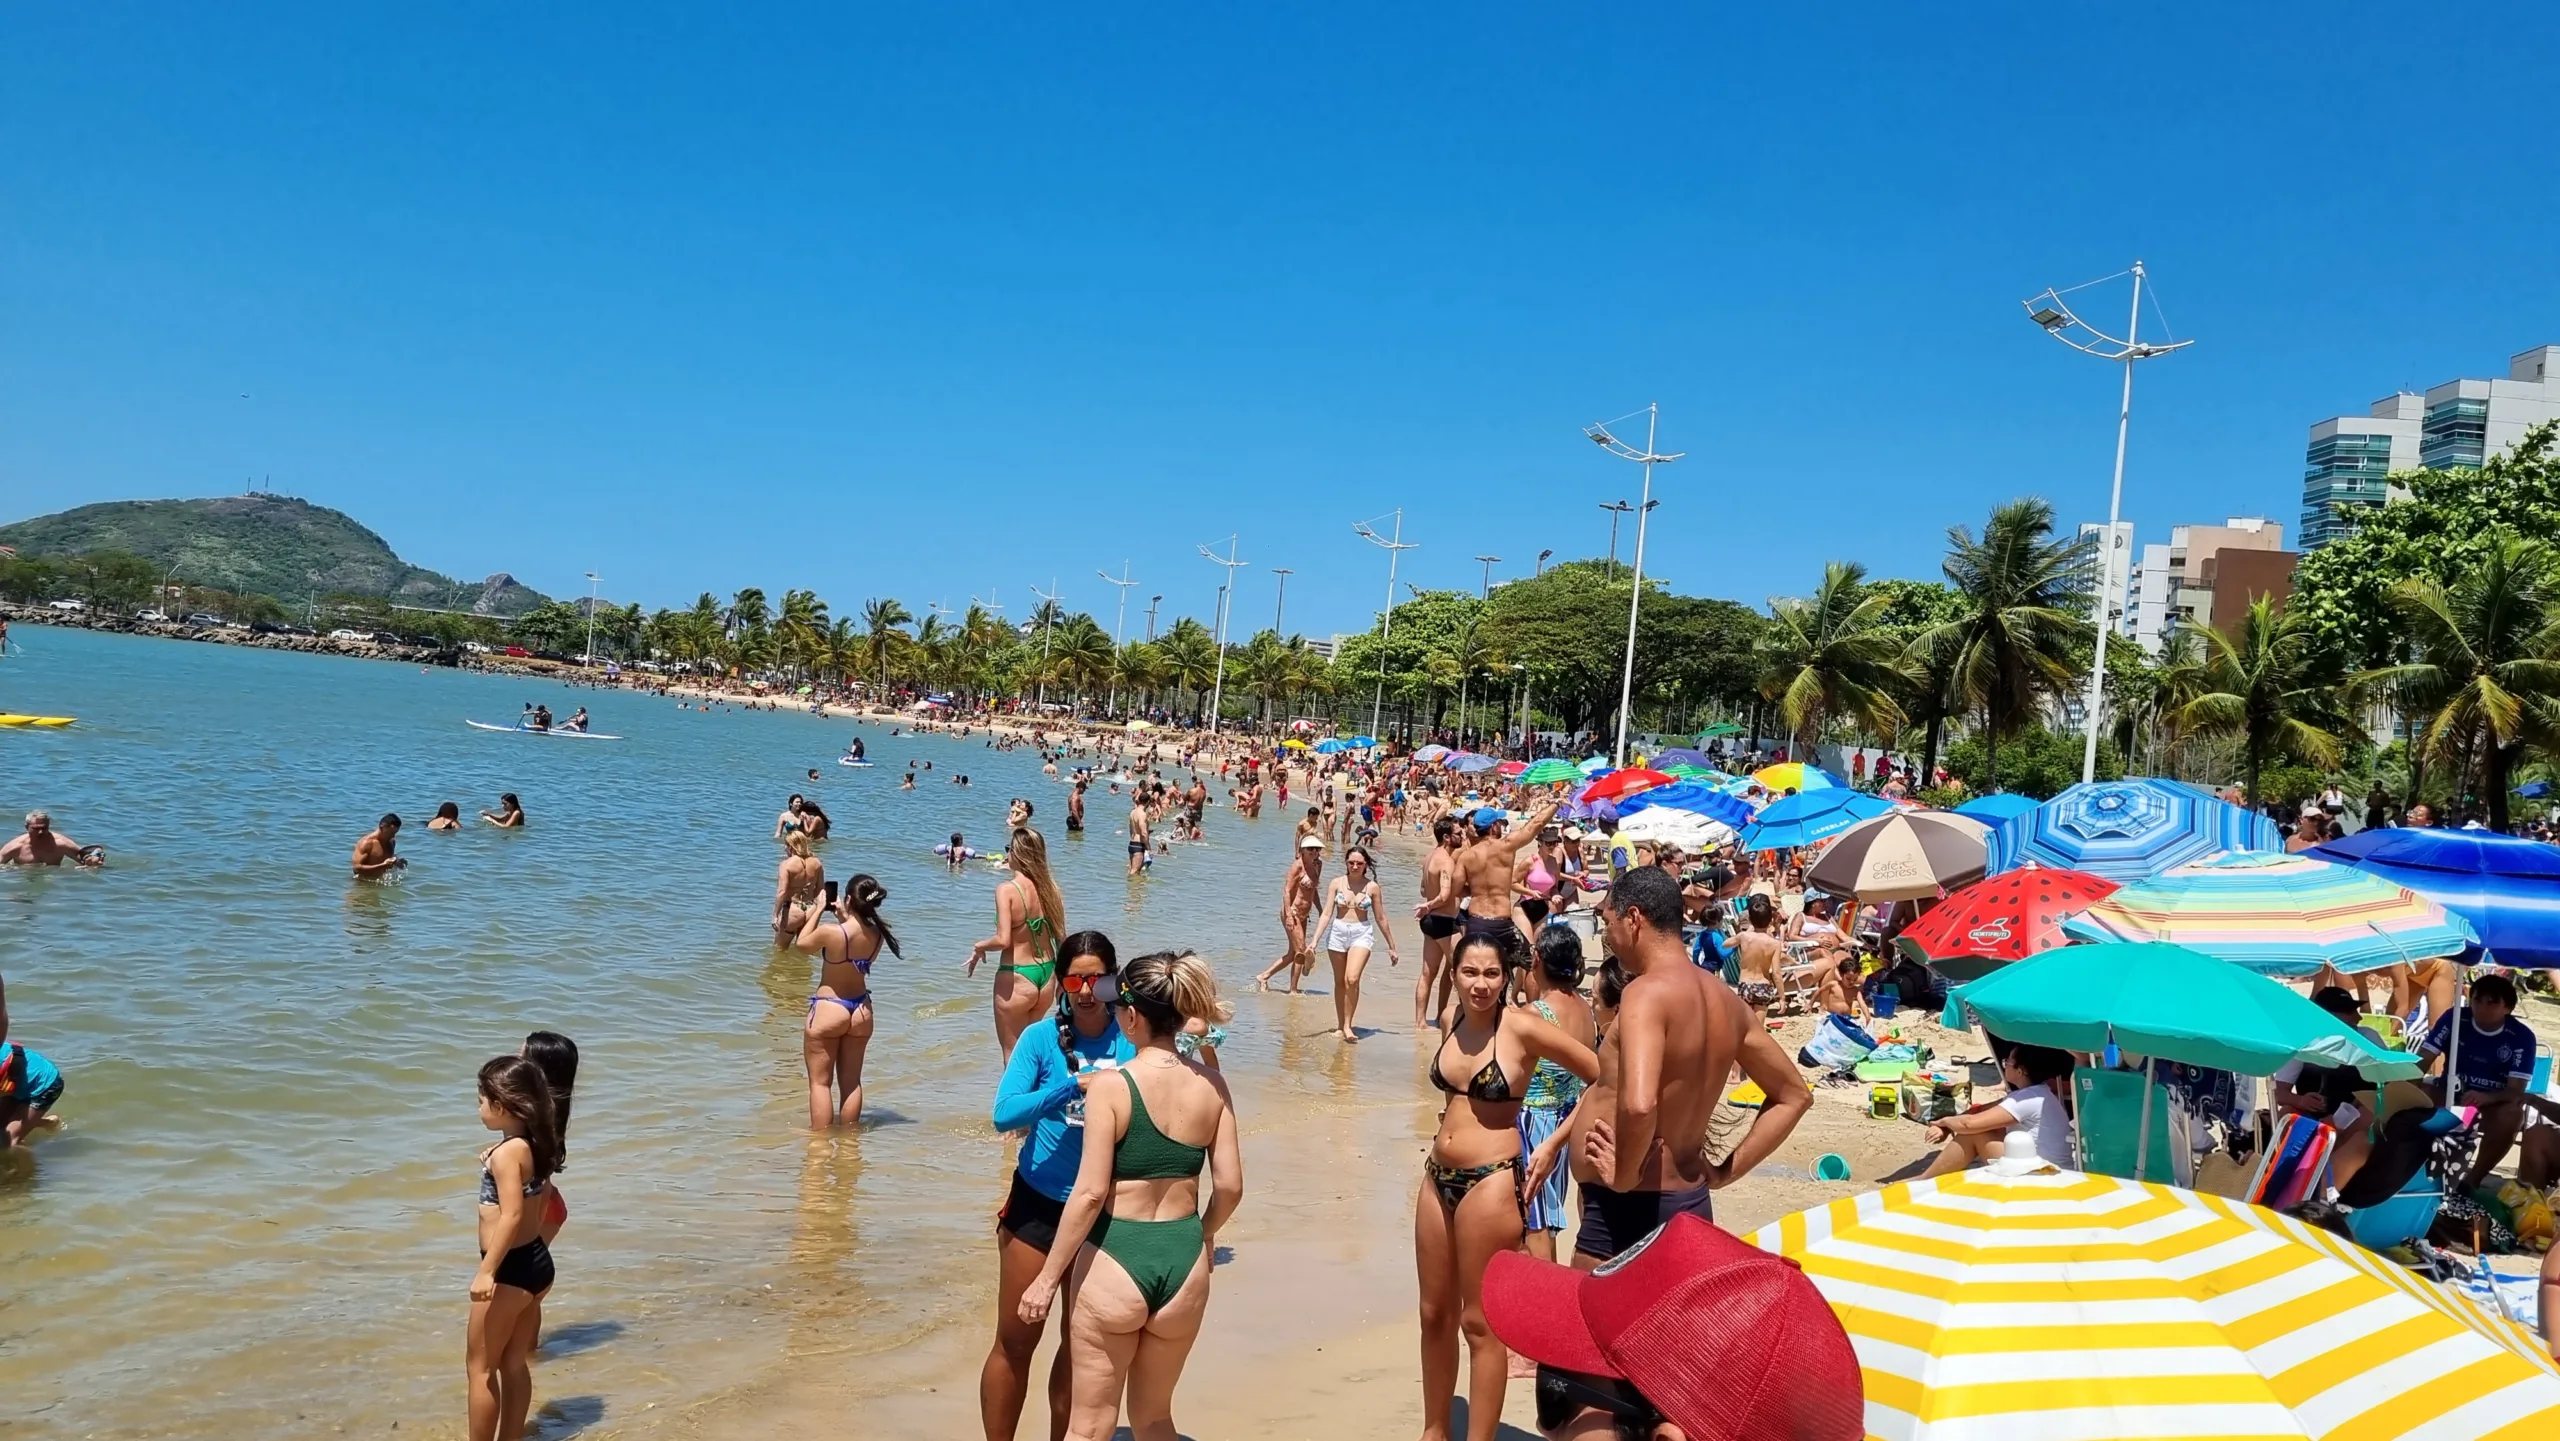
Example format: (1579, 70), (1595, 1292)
(0, 494), (548, 615)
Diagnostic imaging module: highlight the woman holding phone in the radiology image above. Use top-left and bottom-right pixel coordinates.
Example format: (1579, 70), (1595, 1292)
(794, 874), (901, 1128)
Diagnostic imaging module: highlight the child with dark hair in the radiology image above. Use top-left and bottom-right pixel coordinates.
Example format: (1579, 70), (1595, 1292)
(469, 1055), (562, 1441)
(1918, 1044), (2076, 1178)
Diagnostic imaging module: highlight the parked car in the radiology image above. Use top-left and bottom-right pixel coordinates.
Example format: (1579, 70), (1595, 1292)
(184, 613), (224, 626)
(372, 631), (406, 645)
(502, 646), (529, 658)
(328, 628), (370, 642)
(46, 599), (87, 613)
(462, 640), (491, 654)
(250, 621), (287, 635)
(136, 609), (169, 622)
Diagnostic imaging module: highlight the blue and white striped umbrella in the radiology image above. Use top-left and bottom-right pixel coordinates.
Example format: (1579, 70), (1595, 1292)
(1985, 778), (2281, 882)
(1614, 780), (1755, 831)
(1740, 788), (1894, 851)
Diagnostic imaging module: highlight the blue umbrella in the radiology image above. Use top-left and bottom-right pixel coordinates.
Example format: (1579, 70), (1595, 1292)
(2306, 828), (2560, 968)
(1985, 778), (2280, 883)
(1649, 747), (1714, 769)
(1312, 738), (1354, 754)
(1953, 792), (2040, 824)
(1446, 752), (1500, 773)
(1577, 755), (1612, 775)
(1739, 789), (1894, 851)
(1616, 780), (1755, 831)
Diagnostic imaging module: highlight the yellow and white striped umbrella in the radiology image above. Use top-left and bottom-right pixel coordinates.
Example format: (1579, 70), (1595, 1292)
(1745, 1167), (2560, 1441)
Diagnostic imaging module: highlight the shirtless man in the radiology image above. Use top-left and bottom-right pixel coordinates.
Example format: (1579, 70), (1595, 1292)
(1570, 868), (1807, 1264)
(1126, 795), (1150, 877)
(0, 811), (102, 867)
(1412, 816), (1465, 1027)
(1731, 894), (1786, 1013)
(1454, 801), (1557, 959)
(351, 814), (405, 880)
(1066, 779), (1086, 834)
(1255, 836), (1326, 991)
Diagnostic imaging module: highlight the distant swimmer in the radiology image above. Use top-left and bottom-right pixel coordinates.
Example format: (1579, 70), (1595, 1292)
(807, 769), (822, 782)
(480, 793), (525, 829)
(1067, 779), (1087, 833)
(428, 802), (462, 833)
(901, 773), (916, 790)
(352, 814), (406, 880)
(1, 811), (104, 867)
(847, 736), (867, 761)
(938, 832), (980, 873)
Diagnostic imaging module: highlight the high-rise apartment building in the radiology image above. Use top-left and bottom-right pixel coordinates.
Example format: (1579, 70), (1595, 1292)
(2122, 518), (2289, 654)
(2301, 345), (2560, 549)
(2074, 520), (2135, 645)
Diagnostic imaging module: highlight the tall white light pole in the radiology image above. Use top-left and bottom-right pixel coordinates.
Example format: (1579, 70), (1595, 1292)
(1198, 535), (1249, 735)
(1270, 568), (1292, 634)
(2023, 261), (2193, 784)
(1587, 406), (1683, 768)
(1029, 578), (1062, 711)
(1097, 563), (1139, 716)
(1352, 510), (1417, 742)
(582, 571), (601, 664)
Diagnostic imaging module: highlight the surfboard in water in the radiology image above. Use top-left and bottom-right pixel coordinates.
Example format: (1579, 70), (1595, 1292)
(466, 720), (622, 740)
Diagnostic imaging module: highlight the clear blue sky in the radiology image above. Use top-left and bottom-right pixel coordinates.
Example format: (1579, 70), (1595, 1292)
(8, 6), (2559, 638)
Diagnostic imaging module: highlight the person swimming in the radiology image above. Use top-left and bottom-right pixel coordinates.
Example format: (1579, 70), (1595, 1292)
(938, 832), (979, 872)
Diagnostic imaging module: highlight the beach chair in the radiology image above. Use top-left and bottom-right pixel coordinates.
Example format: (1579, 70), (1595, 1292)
(2357, 1013), (2407, 1051)
(2073, 1068), (2194, 1187)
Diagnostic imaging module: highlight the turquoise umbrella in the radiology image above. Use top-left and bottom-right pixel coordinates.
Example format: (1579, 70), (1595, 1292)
(1946, 941), (2420, 1081)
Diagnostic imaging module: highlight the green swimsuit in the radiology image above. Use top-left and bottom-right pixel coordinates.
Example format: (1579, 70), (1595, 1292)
(1001, 876), (1059, 988)
(1087, 1068), (1209, 1315)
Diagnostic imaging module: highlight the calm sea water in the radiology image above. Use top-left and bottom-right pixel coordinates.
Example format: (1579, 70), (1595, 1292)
(0, 628), (1396, 1439)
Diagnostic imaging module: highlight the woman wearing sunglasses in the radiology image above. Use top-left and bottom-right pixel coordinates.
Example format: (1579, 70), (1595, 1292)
(983, 931), (1130, 1441)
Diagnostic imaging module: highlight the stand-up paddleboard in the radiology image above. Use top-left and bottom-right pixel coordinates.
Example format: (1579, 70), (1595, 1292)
(466, 720), (622, 740)
(837, 757), (873, 767)
(0, 714), (77, 727)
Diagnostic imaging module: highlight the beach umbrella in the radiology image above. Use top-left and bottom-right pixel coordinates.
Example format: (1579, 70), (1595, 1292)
(1494, 759), (1528, 777)
(1312, 738), (1355, 753)
(1576, 755), (1610, 775)
(1656, 762), (1717, 780)
(1985, 777), (2281, 882)
(1751, 761), (1841, 793)
(1695, 721), (1743, 739)
(1614, 780), (1755, 831)
(1446, 752), (1500, 774)
(1279, 738), (1310, 750)
(1578, 767), (1673, 803)
(1745, 1167), (2559, 1441)
(1649, 746), (1713, 769)
(1411, 743), (1451, 761)
(1948, 941), (2421, 1080)
(1895, 866), (2119, 981)
(2062, 850), (2480, 977)
(2306, 827), (2560, 968)
(1518, 758), (1580, 785)
(1802, 810), (1991, 902)
(1124, 718), (1152, 730)
(1614, 807), (1734, 851)
(1951, 791), (2039, 824)
(1739, 788), (1893, 852)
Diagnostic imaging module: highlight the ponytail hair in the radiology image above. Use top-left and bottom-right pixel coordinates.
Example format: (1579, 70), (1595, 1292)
(842, 873), (901, 957)
(478, 1054), (565, 1183)
(1008, 827), (1067, 950)
(1119, 949), (1232, 1037)
(521, 1031), (579, 1137)
(1051, 930), (1121, 1064)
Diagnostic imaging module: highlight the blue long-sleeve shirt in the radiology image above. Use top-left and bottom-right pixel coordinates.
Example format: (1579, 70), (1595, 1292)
(993, 1017), (1135, 1201)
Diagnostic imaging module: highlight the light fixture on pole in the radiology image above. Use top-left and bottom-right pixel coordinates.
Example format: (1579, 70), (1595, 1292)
(1598, 500), (1635, 579)
(1587, 405), (1683, 768)
(582, 571), (601, 665)
(1475, 554), (1501, 598)
(1270, 567), (1292, 635)
(1198, 534), (1249, 736)
(1536, 548), (1553, 576)
(1029, 578), (1062, 711)
(1351, 509), (1417, 743)
(1097, 563), (1139, 715)
(2023, 261), (2193, 784)
(1512, 662), (1531, 759)
(1145, 595), (1162, 641)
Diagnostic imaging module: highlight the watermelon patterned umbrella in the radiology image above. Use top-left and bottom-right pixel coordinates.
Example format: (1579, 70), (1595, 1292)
(1895, 866), (2121, 982)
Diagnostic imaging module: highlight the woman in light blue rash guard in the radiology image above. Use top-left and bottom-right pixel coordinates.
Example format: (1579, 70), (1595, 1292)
(982, 929), (1132, 1440)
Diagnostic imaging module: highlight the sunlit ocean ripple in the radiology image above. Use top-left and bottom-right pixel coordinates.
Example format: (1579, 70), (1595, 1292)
(0, 627), (1327, 1438)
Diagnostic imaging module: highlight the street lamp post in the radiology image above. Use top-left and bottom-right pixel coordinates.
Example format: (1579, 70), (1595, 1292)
(1030, 578), (1062, 711)
(1270, 567), (1292, 635)
(1512, 662), (1531, 759)
(1198, 535), (1249, 736)
(1587, 406), (1683, 768)
(1097, 562), (1139, 715)
(1536, 548), (1553, 576)
(2023, 261), (2193, 784)
(582, 571), (600, 665)
(1352, 509), (1417, 743)
(1598, 501), (1635, 579)
(1459, 555), (1500, 746)
(1145, 595), (1162, 641)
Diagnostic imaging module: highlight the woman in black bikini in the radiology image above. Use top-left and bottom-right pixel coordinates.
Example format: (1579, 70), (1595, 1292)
(468, 1055), (563, 1441)
(1412, 934), (1596, 1441)
(794, 874), (900, 1127)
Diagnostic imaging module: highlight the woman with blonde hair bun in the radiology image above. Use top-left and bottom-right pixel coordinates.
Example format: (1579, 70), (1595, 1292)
(969, 827), (1069, 1061)
(1019, 950), (1242, 1441)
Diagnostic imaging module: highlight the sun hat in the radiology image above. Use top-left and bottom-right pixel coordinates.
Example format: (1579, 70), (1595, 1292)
(1298, 835), (1325, 849)
(1483, 1213), (1862, 1441)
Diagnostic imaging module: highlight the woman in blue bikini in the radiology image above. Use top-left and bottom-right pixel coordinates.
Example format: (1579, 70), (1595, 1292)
(794, 873), (901, 1128)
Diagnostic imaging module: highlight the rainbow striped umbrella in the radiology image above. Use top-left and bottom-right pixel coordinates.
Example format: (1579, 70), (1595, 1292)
(2062, 851), (2480, 976)
(1748, 1167), (2560, 1441)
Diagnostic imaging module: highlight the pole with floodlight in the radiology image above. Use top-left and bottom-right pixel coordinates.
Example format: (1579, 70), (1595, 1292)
(1586, 406), (1682, 768)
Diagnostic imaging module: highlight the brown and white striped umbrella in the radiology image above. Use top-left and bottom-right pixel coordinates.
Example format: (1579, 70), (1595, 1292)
(1803, 809), (1990, 901)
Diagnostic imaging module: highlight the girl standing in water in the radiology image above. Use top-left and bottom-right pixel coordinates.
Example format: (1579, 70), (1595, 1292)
(967, 828), (1066, 1062)
(795, 874), (901, 1127)
(983, 931), (1132, 1441)
(1019, 952), (1242, 1441)
(1318, 844), (1400, 1043)
(467, 1056), (563, 1441)
(773, 830), (825, 948)
(1413, 934), (1596, 1441)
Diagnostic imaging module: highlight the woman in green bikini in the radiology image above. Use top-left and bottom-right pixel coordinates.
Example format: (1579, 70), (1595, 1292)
(1017, 951), (1242, 1441)
(968, 826), (1068, 1062)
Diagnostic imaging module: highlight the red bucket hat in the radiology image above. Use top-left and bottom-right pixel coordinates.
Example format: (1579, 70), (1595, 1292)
(1483, 1213), (1862, 1441)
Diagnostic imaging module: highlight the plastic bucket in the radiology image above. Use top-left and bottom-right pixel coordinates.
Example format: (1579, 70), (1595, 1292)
(1815, 1153), (1853, 1181)
(1871, 991), (1900, 1019)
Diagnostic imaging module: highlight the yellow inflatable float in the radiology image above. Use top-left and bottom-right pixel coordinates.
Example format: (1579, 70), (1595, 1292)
(0, 714), (77, 727)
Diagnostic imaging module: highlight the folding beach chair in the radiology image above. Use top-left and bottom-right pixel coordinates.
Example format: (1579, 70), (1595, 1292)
(2074, 1067), (2195, 1187)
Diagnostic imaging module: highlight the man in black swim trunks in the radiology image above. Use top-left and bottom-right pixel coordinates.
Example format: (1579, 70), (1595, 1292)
(1412, 815), (1465, 1027)
(1454, 799), (1556, 958)
(1567, 868), (1807, 1266)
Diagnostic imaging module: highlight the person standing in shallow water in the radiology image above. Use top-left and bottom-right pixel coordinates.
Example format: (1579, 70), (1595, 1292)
(968, 828), (1066, 1062)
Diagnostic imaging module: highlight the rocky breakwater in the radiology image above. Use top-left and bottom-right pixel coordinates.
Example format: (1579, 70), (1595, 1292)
(1, 603), (456, 665)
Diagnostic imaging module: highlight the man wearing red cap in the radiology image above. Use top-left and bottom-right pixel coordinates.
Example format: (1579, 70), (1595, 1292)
(1484, 1212), (1864, 1440)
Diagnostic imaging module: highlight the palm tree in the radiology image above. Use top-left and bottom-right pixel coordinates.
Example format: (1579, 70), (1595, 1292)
(821, 617), (863, 687)
(2174, 597), (2342, 805)
(1156, 618), (1220, 719)
(1115, 640), (1167, 714)
(726, 587), (770, 637)
(1910, 499), (2090, 790)
(862, 597), (913, 695)
(1755, 561), (1910, 761)
(1053, 616), (1116, 709)
(955, 604), (1009, 706)
(2356, 534), (2560, 829)
(2108, 628), (2206, 777)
